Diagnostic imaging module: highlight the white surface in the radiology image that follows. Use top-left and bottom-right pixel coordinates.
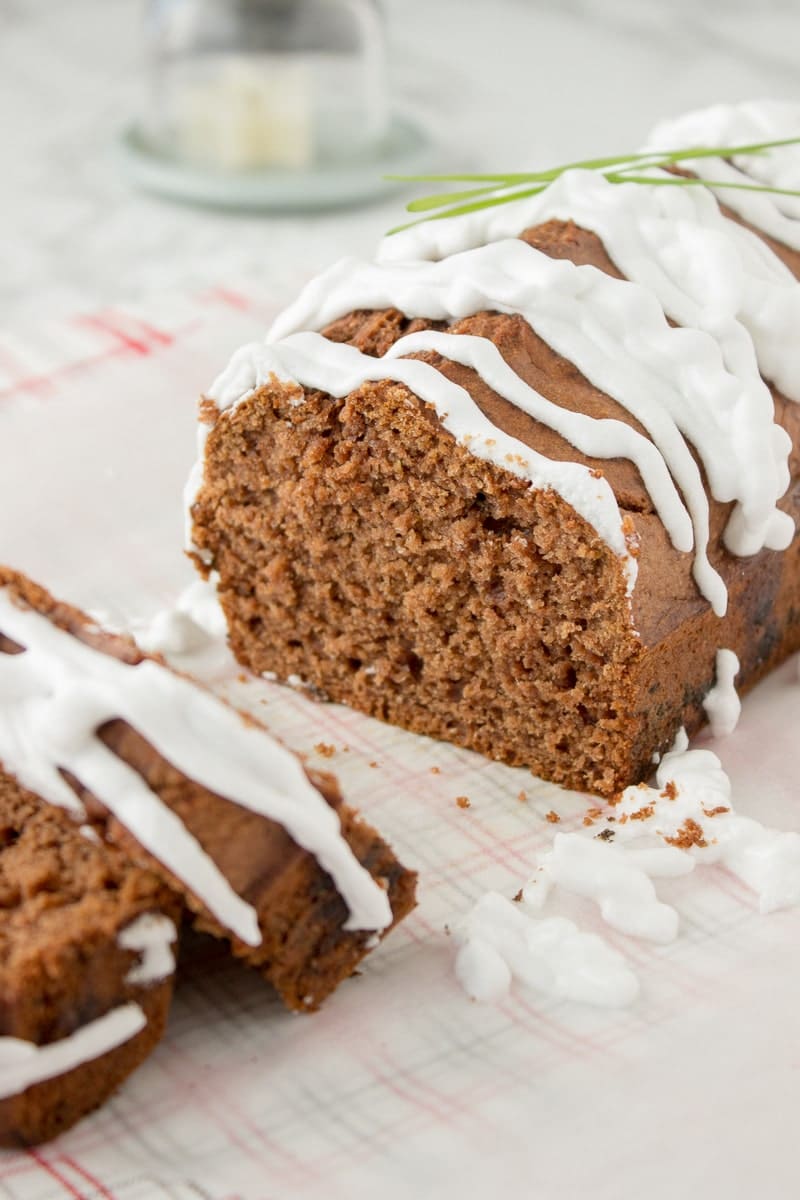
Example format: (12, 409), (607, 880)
(2, 0), (800, 323)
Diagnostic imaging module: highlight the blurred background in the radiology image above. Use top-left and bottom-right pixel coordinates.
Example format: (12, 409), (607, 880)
(1, 0), (799, 325)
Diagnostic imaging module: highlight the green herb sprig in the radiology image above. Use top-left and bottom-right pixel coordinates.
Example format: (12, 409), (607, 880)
(386, 136), (800, 234)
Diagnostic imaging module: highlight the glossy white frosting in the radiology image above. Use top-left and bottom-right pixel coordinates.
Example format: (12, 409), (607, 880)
(0, 589), (392, 938)
(379, 165), (800, 405)
(645, 100), (800, 252)
(135, 578), (228, 657)
(0, 1003), (146, 1101)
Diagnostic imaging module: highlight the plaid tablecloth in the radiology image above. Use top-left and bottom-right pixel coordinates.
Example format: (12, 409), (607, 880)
(1, 293), (799, 1200)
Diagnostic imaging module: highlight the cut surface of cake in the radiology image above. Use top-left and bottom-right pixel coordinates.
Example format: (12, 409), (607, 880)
(187, 101), (800, 796)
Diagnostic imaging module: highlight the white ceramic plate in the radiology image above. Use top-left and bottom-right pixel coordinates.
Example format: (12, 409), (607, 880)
(116, 112), (434, 212)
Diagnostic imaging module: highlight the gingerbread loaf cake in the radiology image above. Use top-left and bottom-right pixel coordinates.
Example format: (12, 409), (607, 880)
(0, 567), (416, 1140)
(187, 100), (800, 796)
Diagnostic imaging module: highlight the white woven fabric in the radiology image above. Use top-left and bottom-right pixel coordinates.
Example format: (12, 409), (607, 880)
(0, 294), (798, 1200)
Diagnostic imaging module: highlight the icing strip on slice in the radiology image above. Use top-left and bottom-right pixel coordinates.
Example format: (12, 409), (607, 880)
(0, 1004), (147, 1101)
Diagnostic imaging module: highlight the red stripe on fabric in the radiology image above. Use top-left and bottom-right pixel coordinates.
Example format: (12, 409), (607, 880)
(153, 1037), (303, 1174)
(126, 317), (174, 347)
(26, 1148), (88, 1198)
(208, 286), (254, 312)
(361, 1053), (454, 1125)
(60, 1155), (117, 1200)
(438, 812), (539, 874)
(0, 345), (131, 401)
(0, 341), (31, 382)
(75, 315), (151, 356)
(0, 314), (202, 403)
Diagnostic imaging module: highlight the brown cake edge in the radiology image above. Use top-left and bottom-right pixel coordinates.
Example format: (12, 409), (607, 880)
(0, 982), (173, 1148)
(0, 769), (180, 1146)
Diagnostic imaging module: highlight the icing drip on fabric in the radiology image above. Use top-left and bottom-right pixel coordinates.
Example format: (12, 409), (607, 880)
(645, 100), (800, 253)
(0, 590), (392, 938)
(0, 1004), (146, 1101)
(455, 893), (639, 1007)
(135, 579), (228, 657)
(456, 731), (800, 1006)
(267, 240), (793, 612)
(525, 732), (800, 937)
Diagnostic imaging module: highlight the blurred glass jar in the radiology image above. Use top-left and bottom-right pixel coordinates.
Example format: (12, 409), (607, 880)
(143, 0), (389, 171)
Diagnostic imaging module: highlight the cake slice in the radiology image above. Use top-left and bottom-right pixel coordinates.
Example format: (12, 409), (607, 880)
(0, 769), (179, 1146)
(187, 101), (800, 797)
(0, 568), (416, 1015)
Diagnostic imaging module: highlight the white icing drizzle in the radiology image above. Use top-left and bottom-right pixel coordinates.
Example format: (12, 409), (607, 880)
(379, 165), (800, 406)
(458, 730), (800, 1007)
(455, 892), (639, 1007)
(118, 913), (178, 986)
(267, 239), (795, 613)
(524, 732), (800, 939)
(0, 590), (392, 937)
(135, 577), (228, 657)
(198, 331), (637, 593)
(0, 1003), (146, 1101)
(645, 100), (800, 253)
(703, 648), (741, 738)
(524, 831), (692, 944)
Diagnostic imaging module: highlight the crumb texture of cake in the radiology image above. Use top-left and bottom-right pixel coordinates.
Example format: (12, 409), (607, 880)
(0, 769), (178, 1146)
(188, 100), (800, 796)
(0, 568), (416, 1016)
